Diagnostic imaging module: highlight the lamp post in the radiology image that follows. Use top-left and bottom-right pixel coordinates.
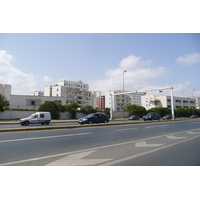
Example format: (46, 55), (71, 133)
(123, 70), (126, 120)
(192, 89), (195, 115)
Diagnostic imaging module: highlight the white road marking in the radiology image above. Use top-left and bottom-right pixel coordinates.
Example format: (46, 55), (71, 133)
(116, 128), (138, 131)
(101, 134), (200, 166)
(187, 131), (200, 134)
(145, 125), (168, 128)
(0, 132), (92, 143)
(135, 141), (163, 147)
(166, 135), (187, 139)
(46, 150), (112, 166)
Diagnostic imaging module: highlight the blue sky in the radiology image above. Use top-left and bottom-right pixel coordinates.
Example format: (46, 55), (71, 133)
(0, 33), (200, 97)
(1, 1), (200, 98)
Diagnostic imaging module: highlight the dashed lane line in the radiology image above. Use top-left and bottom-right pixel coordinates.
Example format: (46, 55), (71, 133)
(145, 125), (169, 128)
(0, 132), (92, 143)
(116, 128), (138, 131)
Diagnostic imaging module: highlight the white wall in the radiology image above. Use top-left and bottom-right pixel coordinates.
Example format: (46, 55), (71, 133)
(0, 111), (86, 120)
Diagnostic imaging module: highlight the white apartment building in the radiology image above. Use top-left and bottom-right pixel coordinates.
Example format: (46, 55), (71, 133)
(105, 90), (131, 111)
(141, 95), (196, 110)
(194, 97), (200, 109)
(9, 95), (64, 110)
(44, 80), (92, 107)
(130, 92), (146, 106)
(31, 91), (44, 96)
(0, 84), (11, 100)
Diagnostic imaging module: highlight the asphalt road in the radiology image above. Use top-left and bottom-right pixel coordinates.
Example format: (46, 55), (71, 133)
(0, 119), (200, 166)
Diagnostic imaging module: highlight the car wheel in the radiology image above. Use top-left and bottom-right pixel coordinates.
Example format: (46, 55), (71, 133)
(41, 123), (44, 125)
(104, 120), (108, 123)
(88, 121), (92, 124)
(24, 121), (29, 126)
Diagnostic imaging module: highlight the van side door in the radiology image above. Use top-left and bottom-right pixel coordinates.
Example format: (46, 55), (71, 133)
(31, 114), (39, 124)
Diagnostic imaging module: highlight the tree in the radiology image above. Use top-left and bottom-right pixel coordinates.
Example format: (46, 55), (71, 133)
(104, 107), (110, 117)
(80, 105), (97, 115)
(0, 94), (9, 111)
(124, 104), (147, 117)
(38, 101), (60, 119)
(147, 107), (172, 117)
(0, 104), (3, 112)
(65, 103), (80, 119)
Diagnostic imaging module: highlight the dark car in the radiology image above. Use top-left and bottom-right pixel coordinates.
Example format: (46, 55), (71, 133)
(143, 112), (161, 121)
(78, 113), (109, 124)
(162, 114), (172, 120)
(129, 115), (140, 120)
(190, 115), (198, 118)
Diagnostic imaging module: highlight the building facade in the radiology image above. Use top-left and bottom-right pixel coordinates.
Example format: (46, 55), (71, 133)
(0, 84), (11, 100)
(130, 92), (146, 106)
(9, 95), (64, 110)
(105, 90), (131, 111)
(141, 95), (196, 110)
(97, 95), (105, 109)
(44, 80), (92, 107)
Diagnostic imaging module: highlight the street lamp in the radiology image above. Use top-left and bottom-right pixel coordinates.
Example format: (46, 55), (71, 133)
(123, 70), (127, 119)
(192, 89), (195, 115)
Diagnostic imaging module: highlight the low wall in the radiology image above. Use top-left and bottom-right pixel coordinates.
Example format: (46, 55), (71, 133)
(0, 111), (86, 120)
(0, 111), (36, 120)
(112, 111), (129, 119)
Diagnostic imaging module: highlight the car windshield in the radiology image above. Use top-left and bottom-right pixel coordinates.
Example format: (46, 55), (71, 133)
(85, 114), (94, 118)
(146, 113), (153, 116)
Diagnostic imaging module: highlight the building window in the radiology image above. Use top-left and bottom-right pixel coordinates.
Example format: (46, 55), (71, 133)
(31, 101), (35, 105)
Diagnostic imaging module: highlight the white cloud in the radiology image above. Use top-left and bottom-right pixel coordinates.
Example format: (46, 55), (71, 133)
(89, 55), (168, 92)
(0, 50), (39, 95)
(140, 81), (200, 98)
(43, 76), (54, 83)
(175, 52), (200, 66)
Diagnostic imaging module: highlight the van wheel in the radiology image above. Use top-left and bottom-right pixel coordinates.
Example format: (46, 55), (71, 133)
(24, 121), (30, 126)
(46, 121), (49, 125)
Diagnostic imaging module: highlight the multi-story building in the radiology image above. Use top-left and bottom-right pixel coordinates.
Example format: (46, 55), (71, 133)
(105, 90), (131, 111)
(130, 92), (146, 106)
(31, 91), (44, 96)
(0, 84), (11, 100)
(97, 95), (105, 109)
(194, 97), (200, 109)
(9, 95), (64, 110)
(44, 80), (92, 107)
(141, 95), (196, 110)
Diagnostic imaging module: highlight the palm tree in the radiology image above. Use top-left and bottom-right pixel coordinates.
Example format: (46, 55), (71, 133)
(0, 94), (9, 111)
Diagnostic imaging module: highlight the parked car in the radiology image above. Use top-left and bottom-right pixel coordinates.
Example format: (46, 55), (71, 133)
(190, 115), (198, 118)
(78, 113), (109, 125)
(162, 114), (172, 120)
(143, 112), (161, 121)
(129, 115), (140, 120)
(19, 112), (51, 126)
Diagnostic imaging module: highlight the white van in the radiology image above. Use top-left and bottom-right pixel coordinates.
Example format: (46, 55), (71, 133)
(19, 112), (51, 126)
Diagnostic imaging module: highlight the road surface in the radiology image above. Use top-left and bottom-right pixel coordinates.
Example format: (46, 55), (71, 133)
(0, 119), (200, 166)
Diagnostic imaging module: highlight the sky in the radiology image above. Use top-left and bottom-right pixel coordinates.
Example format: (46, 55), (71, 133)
(0, 1), (200, 98)
(1, 33), (200, 98)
